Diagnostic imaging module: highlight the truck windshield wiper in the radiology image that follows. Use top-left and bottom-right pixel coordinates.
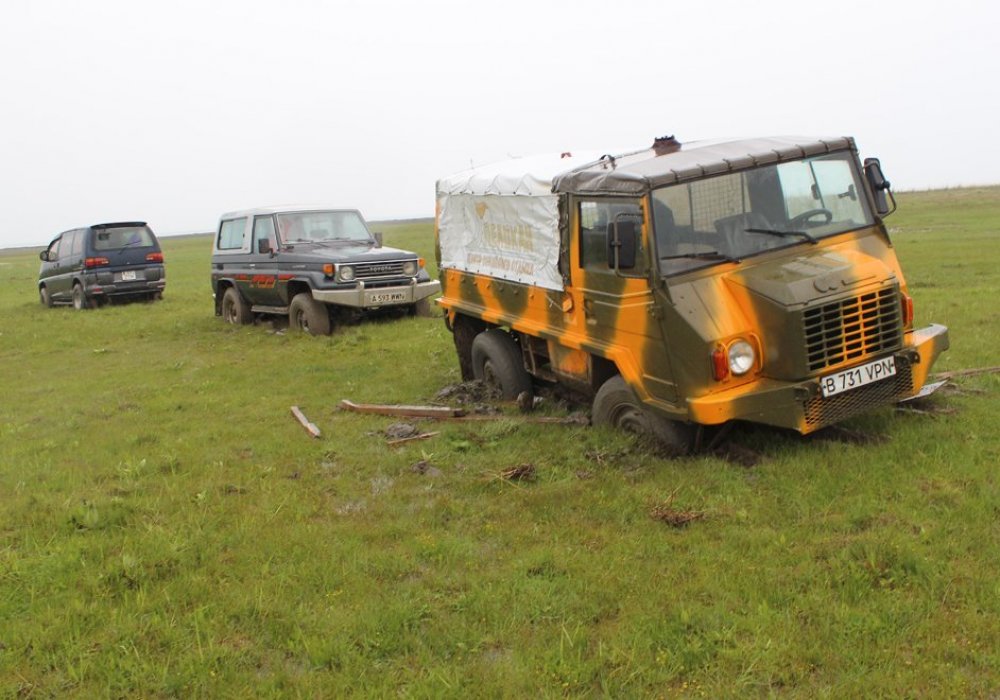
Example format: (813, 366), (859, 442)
(745, 227), (817, 244)
(661, 251), (740, 263)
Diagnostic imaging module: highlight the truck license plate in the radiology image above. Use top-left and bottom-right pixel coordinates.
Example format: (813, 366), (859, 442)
(366, 291), (406, 305)
(821, 356), (896, 398)
(121, 270), (137, 281)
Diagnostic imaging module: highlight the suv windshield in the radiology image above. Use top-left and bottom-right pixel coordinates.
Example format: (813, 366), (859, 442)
(276, 211), (371, 244)
(652, 151), (874, 275)
(92, 226), (155, 250)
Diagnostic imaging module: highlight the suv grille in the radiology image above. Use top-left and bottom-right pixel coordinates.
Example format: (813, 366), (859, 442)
(353, 261), (408, 279)
(803, 288), (902, 372)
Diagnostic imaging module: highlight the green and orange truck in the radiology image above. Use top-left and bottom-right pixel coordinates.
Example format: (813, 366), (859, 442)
(434, 135), (949, 450)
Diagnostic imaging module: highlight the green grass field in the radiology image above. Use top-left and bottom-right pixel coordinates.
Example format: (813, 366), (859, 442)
(1, 189), (998, 697)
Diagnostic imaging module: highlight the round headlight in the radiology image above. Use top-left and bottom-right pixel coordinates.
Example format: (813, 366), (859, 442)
(728, 340), (755, 375)
(339, 266), (355, 282)
(402, 260), (417, 276)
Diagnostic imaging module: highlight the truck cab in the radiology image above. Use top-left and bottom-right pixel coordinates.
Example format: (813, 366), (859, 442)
(435, 136), (949, 449)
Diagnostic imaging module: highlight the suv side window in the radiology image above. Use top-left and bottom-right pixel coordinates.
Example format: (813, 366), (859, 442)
(218, 218), (247, 251)
(46, 237), (61, 260)
(252, 215), (276, 252)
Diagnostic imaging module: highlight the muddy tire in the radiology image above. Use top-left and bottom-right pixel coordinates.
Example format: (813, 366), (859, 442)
(470, 329), (532, 400)
(222, 287), (253, 325)
(289, 293), (332, 336)
(72, 283), (91, 311)
(592, 375), (691, 454)
(39, 286), (52, 308)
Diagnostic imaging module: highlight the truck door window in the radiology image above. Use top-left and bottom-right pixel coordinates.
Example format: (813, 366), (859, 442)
(578, 200), (643, 270)
(218, 218), (247, 250)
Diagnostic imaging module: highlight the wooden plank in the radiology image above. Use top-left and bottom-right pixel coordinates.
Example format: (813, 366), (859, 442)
(290, 405), (322, 438)
(339, 399), (465, 418)
(386, 431), (440, 447)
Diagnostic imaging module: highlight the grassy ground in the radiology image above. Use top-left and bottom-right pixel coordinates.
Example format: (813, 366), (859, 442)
(1, 191), (998, 697)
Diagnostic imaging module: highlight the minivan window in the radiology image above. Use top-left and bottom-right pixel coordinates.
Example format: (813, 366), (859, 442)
(92, 226), (155, 251)
(71, 229), (84, 257)
(59, 231), (79, 260)
(218, 218), (247, 250)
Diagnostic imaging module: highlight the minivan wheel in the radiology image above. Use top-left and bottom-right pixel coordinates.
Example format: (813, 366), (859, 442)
(470, 329), (533, 400)
(72, 283), (90, 311)
(289, 293), (332, 336)
(222, 287), (253, 325)
(592, 375), (692, 454)
(39, 286), (53, 308)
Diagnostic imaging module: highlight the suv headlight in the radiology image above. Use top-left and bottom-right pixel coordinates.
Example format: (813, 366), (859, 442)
(402, 260), (417, 276)
(339, 266), (355, 282)
(728, 340), (755, 375)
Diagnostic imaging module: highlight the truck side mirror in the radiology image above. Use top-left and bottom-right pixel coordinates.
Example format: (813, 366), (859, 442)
(864, 157), (896, 216)
(39, 250), (49, 262)
(607, 219), (637, 270)
(373, 232), (383, 248)
(257, 239), (272, 254)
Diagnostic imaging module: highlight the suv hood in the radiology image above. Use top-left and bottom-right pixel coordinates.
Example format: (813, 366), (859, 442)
(277, 242), (416, 264)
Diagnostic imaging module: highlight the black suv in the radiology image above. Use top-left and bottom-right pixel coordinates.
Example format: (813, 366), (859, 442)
(211, 207), (440, 335)
(38, 222), (166, 309)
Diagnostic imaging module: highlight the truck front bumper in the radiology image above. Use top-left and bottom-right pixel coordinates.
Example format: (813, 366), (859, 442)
(684, 323), (949, 434)
(311, 279), (441, 308)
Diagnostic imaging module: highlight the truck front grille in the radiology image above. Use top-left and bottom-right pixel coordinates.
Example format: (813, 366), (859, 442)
(353, 261), (407, 279)
(803, 287), (901, 372)
(803, 361), (913, 430)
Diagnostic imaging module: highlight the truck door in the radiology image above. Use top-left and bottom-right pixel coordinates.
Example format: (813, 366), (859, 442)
(570, 198), (678, 404)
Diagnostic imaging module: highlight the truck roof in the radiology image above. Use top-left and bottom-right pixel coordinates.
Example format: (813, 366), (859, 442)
(437, 136), (856, 198)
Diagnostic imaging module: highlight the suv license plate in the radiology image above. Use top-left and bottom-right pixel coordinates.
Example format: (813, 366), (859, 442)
(367, 292), (406, 305)
(821, 356), (896, 398)
(121, 270), (137, 281)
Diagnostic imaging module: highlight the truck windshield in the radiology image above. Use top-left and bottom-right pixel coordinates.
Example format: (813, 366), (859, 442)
(652, 151), (875, 275)
(276, 211), (371, 244)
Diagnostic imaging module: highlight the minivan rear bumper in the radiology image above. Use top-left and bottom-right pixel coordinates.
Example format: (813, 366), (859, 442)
(85, 266), (166, 298)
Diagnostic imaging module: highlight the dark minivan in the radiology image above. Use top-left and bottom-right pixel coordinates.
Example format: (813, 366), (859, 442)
(38, 222), (166, 309)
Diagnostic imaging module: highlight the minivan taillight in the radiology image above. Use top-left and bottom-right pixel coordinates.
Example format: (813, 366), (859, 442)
(146, 252), (164, 263)
(84, 257), (110, 268)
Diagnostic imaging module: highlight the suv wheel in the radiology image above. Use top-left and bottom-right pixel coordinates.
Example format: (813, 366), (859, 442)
(222, 287), (253, 325)
(39, 286), (53, 308)
(289, 293), (332, 336)
(72, 283), (91, 310)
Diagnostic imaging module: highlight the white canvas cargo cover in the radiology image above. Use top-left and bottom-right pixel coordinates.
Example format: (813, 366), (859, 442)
(436, 151), (606, 291)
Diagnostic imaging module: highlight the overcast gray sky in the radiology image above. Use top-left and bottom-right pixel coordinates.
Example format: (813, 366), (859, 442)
(1, 0), (997, 248)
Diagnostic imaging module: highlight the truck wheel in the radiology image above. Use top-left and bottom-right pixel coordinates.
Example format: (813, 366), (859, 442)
(72, 283), (91, 310)
(289, 293), (332, 336)
(222, 287), (253, 325)
(39, 286), (52, 308)
(471, 329), (532, 400)
(592, 375), (691, 454)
